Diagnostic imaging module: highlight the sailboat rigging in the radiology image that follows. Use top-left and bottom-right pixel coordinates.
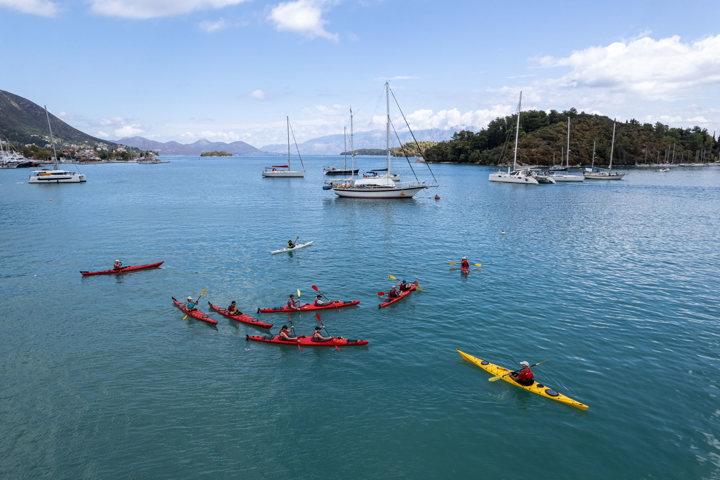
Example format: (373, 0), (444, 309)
(28, 106), (86, 184)
(488, 91), (538, 185)
(262, 116), (305, 178)
(584, 120), (625, 180)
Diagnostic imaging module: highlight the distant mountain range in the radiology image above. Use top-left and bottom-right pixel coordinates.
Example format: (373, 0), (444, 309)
(0, 88), (462, 156)
(117, 136), (263, 156)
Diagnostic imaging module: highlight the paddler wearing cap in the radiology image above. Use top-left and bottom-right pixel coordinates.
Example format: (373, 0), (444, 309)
(311, 326), (334, 342)
(185, 295), (198, 312)
(509, 361), (534, 386)
(113, 259), (123, 270)
(460, 256), (469, 269)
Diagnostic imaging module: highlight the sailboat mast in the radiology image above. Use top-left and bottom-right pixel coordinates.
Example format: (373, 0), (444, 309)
(343, 126), (347, 170)
(386, 82), (391, 176)
(609, 120), (616, 171)
(591, 140), (596, 168)
(350, 108), (355, 181)
(286, 116), (291, 168)
(512, 91), (522, 172)
(45, 105), (58, 170)
(566, 117), (570, 167)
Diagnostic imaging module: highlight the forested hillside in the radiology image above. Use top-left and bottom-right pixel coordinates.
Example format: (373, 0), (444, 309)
(421, 109), (718, 167)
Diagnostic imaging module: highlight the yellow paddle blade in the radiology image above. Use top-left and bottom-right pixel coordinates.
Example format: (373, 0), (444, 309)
(297, 289), (301, 297)
(201, 288), (207, 295)
(475, 263), (482, 267)
(388, 275), (397, 280)
(182, 315), (188, 321)
(449, 262), (456, 265)
(415, 285), (423, 291)
(488, 374), (505, 382)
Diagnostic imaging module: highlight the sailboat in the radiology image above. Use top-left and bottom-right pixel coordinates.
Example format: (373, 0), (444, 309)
(488, 91), (538, 185)
(262, 116), (305, 178)
(332, 82), (429, 199)
(323, 129), (359, 176)
(28, 106), (87, 184)
(584, 120), (625, 180)
(551, 117), (584, 182)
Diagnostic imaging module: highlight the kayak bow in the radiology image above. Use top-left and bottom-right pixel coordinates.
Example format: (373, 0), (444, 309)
(456, 349), (588, 411)
(271, 241), (313, 255)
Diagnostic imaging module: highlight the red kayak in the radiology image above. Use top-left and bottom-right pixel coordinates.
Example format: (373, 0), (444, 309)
(257, 300), (360, 313)
(379, 281), (418, 309)
(208, 302), (273, 329)
(81, 261), (163, 276)
(171, 297), (218, 326)
(461, 266), (469, 275)
(246, 334), (368, 347)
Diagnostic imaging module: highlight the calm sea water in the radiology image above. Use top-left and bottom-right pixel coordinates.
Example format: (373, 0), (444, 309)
(1, 157), (719, 479)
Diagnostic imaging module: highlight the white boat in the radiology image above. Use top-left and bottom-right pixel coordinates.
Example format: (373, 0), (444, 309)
(584, 120), (625, 180)
(29, 106), (86, 184)
(271, 241), (313, 255)
(489, 91), (539, 185)
(263, 116), (305, 178)
(551, 117), (584, 182)
(333, 82), (429, 199)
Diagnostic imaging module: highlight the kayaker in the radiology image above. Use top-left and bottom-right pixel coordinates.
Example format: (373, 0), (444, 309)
(461, 256), (469, 269)
(287, 294), (299, 310)
(509, 361), (534, 386)
(311, 326), (333, 342)
(113, 259), (123, 270)
(287, 239), (295, 249)
(227, 301), (241, 316)
(278, 325), (297, 341)
(387, 286), (399, 298)
(398, 279), (411, 292)
(185, 296), (198, 312)
(314, 294), (329, 306)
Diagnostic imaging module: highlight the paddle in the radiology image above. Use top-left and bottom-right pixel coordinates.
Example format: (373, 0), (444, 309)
(183, 288), (207, 320)
(315, 313), (341, 352)
(450, 261), (482, 267)
(390, 275), (422, 291)
(488, 360), (549, 382)
(287, 312), (301, 351)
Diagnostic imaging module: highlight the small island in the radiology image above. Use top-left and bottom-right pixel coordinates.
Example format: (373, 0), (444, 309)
(200, 151), (232, 157)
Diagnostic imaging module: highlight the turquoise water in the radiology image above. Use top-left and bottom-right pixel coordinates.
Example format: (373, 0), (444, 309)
(1, 157), (719, 479)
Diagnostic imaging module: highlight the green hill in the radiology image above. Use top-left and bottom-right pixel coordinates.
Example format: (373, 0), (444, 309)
(421, 109), (718, 167)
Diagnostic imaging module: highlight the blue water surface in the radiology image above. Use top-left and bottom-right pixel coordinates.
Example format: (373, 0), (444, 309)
(1, 157), (719, 479)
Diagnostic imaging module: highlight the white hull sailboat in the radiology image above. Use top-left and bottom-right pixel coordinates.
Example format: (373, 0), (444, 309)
(263, 116), (305, 178)
(29, 106), (86, 184)
(333, 82), (428, 199)
(584, 120), (625, 180)
(489, 91), (538, 185)
(552, 117), (584, 182)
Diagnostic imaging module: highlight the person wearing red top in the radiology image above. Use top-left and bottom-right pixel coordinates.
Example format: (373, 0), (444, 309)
(286, 294), (299, 310)
(461, 256), (469, 269)
(510, 361), (534, 386)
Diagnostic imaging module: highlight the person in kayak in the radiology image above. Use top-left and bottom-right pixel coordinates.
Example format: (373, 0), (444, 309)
(311, 326), (333, 342)
(287, 294), (299, 310)
(314, 294), (330, 307)
(287, 239), (295, 249)
(227, 301), (241, 316)
(387, 286), (399, 298)
(278, 325), (297, 341)
(509, 361), (534, 386)
(461, 256), (470, 269)
(113, 259), (123, 270)
(398, 279), (411, 292)
(185, 296), (198, 312)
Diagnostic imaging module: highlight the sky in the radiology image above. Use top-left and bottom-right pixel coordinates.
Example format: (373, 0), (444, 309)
(1, 0), (720, 148)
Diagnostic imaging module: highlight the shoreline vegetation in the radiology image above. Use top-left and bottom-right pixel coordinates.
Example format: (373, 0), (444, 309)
(200, 151), (232, 157)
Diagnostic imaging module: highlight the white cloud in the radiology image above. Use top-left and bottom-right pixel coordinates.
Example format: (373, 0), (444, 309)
(250, 89), (266, 100)
(199, 18), (227, 33)
(369, 106), (510, 132)
(89, 0), (248, 19)
(0, 0), (58, 17)
(115, 124), (144, 137)
(268, 0), (337, 40)
(537, 34), (720, 101)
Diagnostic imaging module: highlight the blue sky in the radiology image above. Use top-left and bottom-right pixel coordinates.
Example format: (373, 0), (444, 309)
(2, 0), (719, 148)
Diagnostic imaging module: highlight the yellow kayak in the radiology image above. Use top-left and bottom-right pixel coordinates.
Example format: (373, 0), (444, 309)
(457, 349), (588, 411)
